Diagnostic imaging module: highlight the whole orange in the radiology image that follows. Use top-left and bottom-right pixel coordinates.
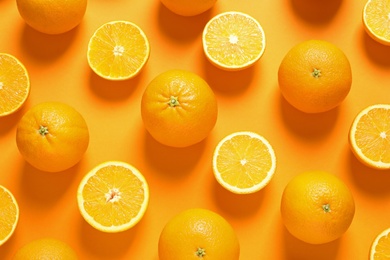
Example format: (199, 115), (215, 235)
(278, 40), (352, 113)
(141, 69), (218, 148)
(16, 102), (89, 172)
(158, 208), (240, 260)
(160, 0), (217, 16)
(13, 238), (77, 259)
(280, 171), (355, 244)
(16, 0), (87, 34)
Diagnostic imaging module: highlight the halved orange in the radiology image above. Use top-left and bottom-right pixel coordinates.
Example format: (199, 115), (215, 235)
(0, 53), (30, 117)
(363, 0), (390, 46)
(0, 185), (19, 246)
(349, 104), (390, 170)
(202, 11), (266, 71)
(370, 227), (390, 260)
(87, 21), (150, 81)
(212, 131), (276, 194)
(77, 161), (149, 233)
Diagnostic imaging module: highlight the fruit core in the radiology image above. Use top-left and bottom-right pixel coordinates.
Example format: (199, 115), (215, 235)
(105, 188), (121, 203)
(240, 158), (247, 165)
(113, 46), (125, 56)
(229, 35), (238, 44)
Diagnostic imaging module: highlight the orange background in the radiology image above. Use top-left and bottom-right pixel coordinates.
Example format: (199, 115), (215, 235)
(1, 0), (390, 259)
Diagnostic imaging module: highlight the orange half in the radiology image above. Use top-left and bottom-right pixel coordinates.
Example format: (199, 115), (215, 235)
(370, 227), (390, 260)
(87, 21), (150, 80)
(202, 11), (266, 71)
(212, 131), (276, 194)
(349, 104), (390, 170)
(77, 161), (149, 233)
(363, 0), (390, 46)
(0, 53), (30, 117)
(0, 185), (19, 246)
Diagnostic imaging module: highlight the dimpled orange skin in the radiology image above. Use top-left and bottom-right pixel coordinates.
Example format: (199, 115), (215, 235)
(13, 238), (78, 259)
(280, 171), (355, 244)
(16, 0), (87, 35)
(16, 102), (89, 172)
(141, 69), (218, 148)
(278, 40), (352, 113)
(158, 208), (240, 260)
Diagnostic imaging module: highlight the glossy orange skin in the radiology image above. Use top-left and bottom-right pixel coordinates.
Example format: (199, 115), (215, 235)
(16, 102), (89, 172)
(278, 40), (352, 113)
(16, 0), (87, 34)
(13, 238), (78, 259)
(158, 208), (240, 260)
(280, 171), (355, 244)
(141, 70), (218, 148)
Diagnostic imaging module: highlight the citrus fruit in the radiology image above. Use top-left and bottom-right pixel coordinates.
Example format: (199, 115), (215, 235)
(16, 0), (87, 35)
(370, 227), (390, 260)
(349, 104), (390, 170)
(87, 20), (150, 81)
(158, 208), (240, 260)
(77, 161), (149, 233)
(278, 40), (352, 113)
(212, 131), (276, 194)
(280, 171), (355, 244)
(0, 185), (19, 246)
(0, 53), (30, 117)
(160, 0), (217, 16)
(202, 11), (266, 71)
(13, 238), (77, 259)
(141, 69), (218, 148)
(363, 0), (390, 46)
(16, 102), (89, 172)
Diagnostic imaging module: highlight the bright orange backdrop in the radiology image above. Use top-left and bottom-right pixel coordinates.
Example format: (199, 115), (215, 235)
(1, 0), (390, 259)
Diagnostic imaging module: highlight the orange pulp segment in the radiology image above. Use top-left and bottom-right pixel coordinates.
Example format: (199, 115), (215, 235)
(363, 0), (390, 46)
(202, 11), (266, 71)
(87, 21), (150, 80)
(349, 104), (390, 170)
(212, 131), (276, 194)
(77, 161), (149, 233)
(0, 185), (19, 246)
(370, 227), (390, 259)
(0, 53), (30, 117)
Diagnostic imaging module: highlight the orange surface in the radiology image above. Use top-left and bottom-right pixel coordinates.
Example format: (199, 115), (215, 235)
(1, 0), (390, 259)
